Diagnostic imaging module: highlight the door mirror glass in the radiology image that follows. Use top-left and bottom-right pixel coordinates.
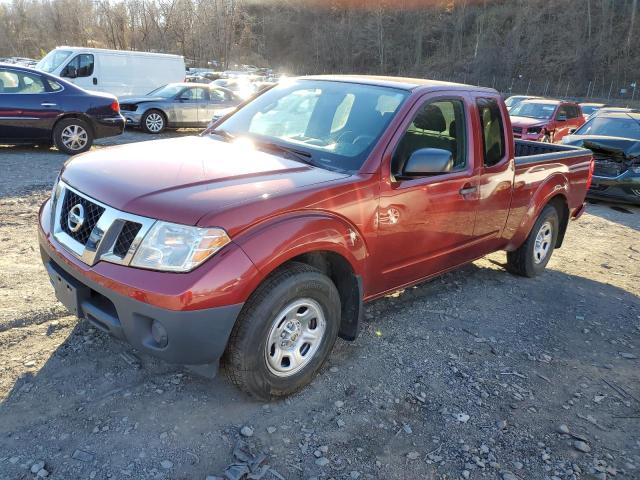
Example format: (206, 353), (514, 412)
(403, 148), (453, 176)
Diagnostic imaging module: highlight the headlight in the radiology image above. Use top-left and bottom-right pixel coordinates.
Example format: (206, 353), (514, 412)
(131, 221), (230, 272)
(528, 126), (543, 134)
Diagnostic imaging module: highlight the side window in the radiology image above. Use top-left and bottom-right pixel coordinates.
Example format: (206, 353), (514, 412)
(62, 54), (94, 78)
(570, 106), (580, 118)
(476, 98), (506, 167)
(0, 70), (19, 93)
(0, 70), (46, 94)
(47, 79), (63, 92)
(209, 88), (226, 103)
(556, 105), (569, 120)
(184, 87), (207, 100)
(392, 98), (467, 176)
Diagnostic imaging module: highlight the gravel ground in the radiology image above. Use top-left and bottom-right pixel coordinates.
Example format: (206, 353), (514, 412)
(0, 132), (639, 480)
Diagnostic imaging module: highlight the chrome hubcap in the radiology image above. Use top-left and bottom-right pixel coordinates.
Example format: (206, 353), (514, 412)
(61, 125), (88, 151)
(265, 298), (326, 377)
(533, 221), (553, 264)
(145, 113), (164, 132)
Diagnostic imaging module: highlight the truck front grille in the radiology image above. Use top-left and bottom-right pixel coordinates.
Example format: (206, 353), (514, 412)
(51, 181), (155, 267)
(113, 222), (142, 257)
(60, 189), (105, 245)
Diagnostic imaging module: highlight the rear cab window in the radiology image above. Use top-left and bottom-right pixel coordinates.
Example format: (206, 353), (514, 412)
(476, 98), (506, 167)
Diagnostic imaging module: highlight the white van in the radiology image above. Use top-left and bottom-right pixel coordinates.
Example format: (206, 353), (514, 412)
(36, 47), (185, 97)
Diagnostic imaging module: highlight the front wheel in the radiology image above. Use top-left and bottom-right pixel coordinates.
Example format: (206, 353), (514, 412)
(223, 262), (341, 400)
(506, 204), (559, 277)
(141, 109), (166, 134)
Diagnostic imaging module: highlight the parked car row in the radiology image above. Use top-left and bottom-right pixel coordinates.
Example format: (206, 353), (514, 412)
(505, 94), (640, 204)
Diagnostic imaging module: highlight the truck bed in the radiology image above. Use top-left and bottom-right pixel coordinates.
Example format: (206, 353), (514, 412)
(500, 139), (593, 249)
(514, 139), (591, 164)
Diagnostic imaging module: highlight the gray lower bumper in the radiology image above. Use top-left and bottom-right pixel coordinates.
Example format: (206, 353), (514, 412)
(40, 246), (243, 371)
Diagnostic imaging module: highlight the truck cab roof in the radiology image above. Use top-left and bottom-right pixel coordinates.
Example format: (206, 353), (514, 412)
(302, 75), (498, 94)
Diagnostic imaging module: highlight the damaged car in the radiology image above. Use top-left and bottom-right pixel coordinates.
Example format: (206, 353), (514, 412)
(562, 111), (640, 205)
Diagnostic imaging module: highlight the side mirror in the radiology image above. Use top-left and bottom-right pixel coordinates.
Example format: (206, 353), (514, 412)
(403, 148), (453, 176)
(63, 65), (77, 79)
(556, 115), (567, 122)
(568, 127), (577, 134)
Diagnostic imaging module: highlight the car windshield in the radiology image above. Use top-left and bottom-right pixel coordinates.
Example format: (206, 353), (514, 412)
(36, 50), (72, 73)
(147, 84), (183, 98)
(510, 102), (557, 119)
(214, 79), (409, 172)
(505, 96), (523, 108)
(580, 105), (601, 116)
(574, 116), (640, 140)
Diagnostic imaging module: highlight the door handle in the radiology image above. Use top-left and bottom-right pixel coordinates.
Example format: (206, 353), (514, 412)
(459, 185), (478, 196)
(93, 77), (97, 85)
(41, 103), (57, 107)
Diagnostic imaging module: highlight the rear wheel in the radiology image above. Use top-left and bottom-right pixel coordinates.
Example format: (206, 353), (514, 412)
(141, 109), (166, 134)
(53, 118), (93, 155)
(506, 204), (559, 277)
(223, 262), (341, 400)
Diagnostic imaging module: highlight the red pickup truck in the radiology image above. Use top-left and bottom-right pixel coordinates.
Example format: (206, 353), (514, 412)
(39, 76), (593, 399)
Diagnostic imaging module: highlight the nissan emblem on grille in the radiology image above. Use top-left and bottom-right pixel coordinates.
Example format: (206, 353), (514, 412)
(67, 204), (85, 233)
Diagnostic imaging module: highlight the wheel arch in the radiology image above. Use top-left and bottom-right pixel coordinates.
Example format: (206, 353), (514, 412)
(51, 113), (96, 140)
(505, 173), (570, 251)
(235, 213), (369, 341)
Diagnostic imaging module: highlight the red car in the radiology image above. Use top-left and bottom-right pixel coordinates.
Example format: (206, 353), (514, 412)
(38, 76), (593, 399)
(510, 99), (585, 143)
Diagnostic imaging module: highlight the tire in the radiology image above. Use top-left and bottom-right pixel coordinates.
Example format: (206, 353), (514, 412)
(53, 118), (93, 155)
(223, 262), (341, 400)
(506, 204), (560, 278)
(141, 109), (166, 134)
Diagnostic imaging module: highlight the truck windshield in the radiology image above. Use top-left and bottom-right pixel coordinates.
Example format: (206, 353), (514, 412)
(575, 116), (640, 140)
(36, 50), (72, 73)
(214, 79), (409, 172)
(510, 102), (557, 119)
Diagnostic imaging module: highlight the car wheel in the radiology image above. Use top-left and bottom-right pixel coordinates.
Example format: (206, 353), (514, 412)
(223, 262), (341, 400)
(53, 118), (93, 155)
(141, 110), (166, 134)
(506, 204), (559, 277)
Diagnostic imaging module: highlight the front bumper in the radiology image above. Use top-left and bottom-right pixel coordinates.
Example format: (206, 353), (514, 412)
(94, 115), (125, 139)
(588, 173), (640, 205)
(40, 242), (243, 369)
(123, 112), (142, 127)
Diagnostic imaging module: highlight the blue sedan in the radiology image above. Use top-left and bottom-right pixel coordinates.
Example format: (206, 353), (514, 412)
(0, 63), (124, 154)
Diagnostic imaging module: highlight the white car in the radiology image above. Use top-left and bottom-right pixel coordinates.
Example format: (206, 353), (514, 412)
(36, 46), (185, 97)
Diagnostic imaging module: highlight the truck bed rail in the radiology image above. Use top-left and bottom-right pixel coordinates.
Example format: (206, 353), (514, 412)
(515, 139), (591, 165)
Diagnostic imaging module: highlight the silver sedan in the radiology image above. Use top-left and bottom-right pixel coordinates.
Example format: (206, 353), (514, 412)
(119, 83), (242, 134)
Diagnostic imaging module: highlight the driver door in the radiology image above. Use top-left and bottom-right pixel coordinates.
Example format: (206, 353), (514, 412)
(374, 93), (480, 294)
(174, 86), (204, 126)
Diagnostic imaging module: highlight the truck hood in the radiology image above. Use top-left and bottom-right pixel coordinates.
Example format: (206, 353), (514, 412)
(509, 116), (549, 128)
(61, 136), (349, 226)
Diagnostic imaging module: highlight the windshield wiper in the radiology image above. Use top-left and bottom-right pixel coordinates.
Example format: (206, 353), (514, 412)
(257, 141), (316, 166)
(209, 128), (235, 141)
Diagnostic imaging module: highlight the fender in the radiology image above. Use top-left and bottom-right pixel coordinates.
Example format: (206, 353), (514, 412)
(504, 172), (569, 251)
(235, 211), (369, 279)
